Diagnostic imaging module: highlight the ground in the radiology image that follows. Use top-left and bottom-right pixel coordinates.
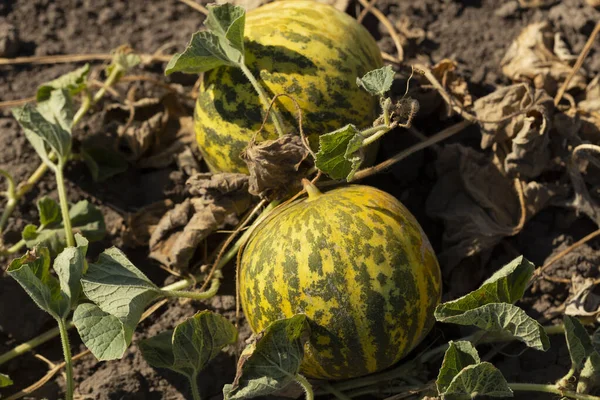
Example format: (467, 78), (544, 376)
(0, 0), (599, 399)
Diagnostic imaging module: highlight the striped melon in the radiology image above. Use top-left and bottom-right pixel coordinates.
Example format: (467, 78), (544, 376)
(239, 181), (442, 379)
(195, 0), (384, 173)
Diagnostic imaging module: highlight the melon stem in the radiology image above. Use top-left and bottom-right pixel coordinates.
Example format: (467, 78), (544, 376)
(302, 178), (322, 200)
(240, 63), (286, 138)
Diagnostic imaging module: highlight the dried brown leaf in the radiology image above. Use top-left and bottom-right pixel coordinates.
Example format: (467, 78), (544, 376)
(148, 174), (252, 270)
(241, 134), (311, 198)
(501, 22), (586, 94)
(122, 199), (175, 247)
(431, 59), (473, 116)
(105, 94), (196, 169)
(565, 276), (600, 322)
(518, 0), (558, 8)
(473, 83), (554, 178)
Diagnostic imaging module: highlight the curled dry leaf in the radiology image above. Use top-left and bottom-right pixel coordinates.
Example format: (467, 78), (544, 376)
(473, 83), (554, 178)
(148, 173), (252, 270)
(501, 22), (586, 94)
(104, 93), (196, 169)
(565, 276), (600, 323)
(122, 199), (175, 247)
(241, 134), (312, 198)
(431, 59), (473, 117)
(426, 145), (561, 272)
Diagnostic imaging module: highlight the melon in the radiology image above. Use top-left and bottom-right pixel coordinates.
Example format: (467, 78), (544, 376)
(239, 181), (442, 379)
(194, 0), (384, 173)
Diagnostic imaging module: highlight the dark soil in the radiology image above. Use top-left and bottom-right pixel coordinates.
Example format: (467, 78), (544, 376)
(0, 0), (599, 399)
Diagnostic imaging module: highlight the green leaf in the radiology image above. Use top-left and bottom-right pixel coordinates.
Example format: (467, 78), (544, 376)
(80, 144), (128, 182)
(107, 51), (141, 80)
(592, 327), (600, 353)
(437, 303), (550, 351)
(0, 372), (13, 387)
(37, 64), (90, 102)
(564, 316), (596, 371)
(23, 200), (105, 256)
(437, 341), (481, 394)
(73, 247), (163, 360)
(223, 315), (310, 400)
(165, 31), (240, 75)
(7, 248), (69, 320)
(435, 256), (535, 319)
(37, 89), (75, 132)
(443, 362), (513, 399)
(205, 4), (246, 60)
(315, 124), (365, 181)
(37, 196), (62, 227)
(53, 234), (88, 311)
(356, 65), (394, 97)
(140, 311), (237, 378)
(578, 351), (600, 394)
(166, 4), (246, 76)
(12, 100), (72, 165)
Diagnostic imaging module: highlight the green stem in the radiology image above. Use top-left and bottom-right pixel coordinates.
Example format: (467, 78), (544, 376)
(0, 322), (73, 365)
(361, 125), (392, 147)
(72, 91), (92, 126)
(0, 169), (17, 233)
(57, 318), (74, 400)
(295, 374), (314, 400)
(162, 272), (221, 301)
(239, 63), (286, 138)
(93, 66), (122, 104)
(509, 383), (600, 400)
(189, 372), (201, 400)
(55, 162), (74, 247)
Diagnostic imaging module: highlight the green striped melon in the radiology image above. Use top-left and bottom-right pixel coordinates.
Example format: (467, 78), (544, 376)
(239, 181), (442, 379)
(195, 0), (383, 173)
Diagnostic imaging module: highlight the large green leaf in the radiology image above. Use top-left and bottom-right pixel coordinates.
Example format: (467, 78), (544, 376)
(74, 247), (162, 360)
(435, 256), (535, 319)
(140, 311), (237, 378)
(437, 341), (480, 394)
(444, 362), (513, 399)
(223, 315), (310, 400)
(356, 65), (394, 97)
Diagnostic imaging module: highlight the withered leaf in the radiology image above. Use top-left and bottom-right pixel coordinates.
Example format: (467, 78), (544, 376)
(187, 173), (249, 197)
(501, 22), (586, 95)
(105, 94), (195, 169)
(431, 59), (473, 117)
(426, 144), (523, 271)
(565, 276), (600, 322)
(148, 174), (252, 270)
(241, 134), (311, 198)
(473, 83), (554, 178)
(122, 199), (174, 247)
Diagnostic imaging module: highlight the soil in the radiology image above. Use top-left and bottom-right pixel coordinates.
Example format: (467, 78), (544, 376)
(0, 0), (599, 399)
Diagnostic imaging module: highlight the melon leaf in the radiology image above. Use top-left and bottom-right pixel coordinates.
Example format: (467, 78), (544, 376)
(562, 316), (600, 394)
(356, 65), (394, 97)
(140, 311), (237, 381)
(436, 341), (480, 394)
(443, 362), (513, 399)
(315, 124), (364, 181)
(223, 314), (310, 400)
(435, 255), (535, 318)
(74, 247), (163, 360)
(165, 4), (247, 75)
(36, 64), (90, 102)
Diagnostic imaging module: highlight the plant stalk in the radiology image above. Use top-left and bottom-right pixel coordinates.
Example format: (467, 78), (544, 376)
(163, 273), (221, 300)
(295, 374), (314, 400)
(55, 162), (75, 247)
(189, 372), (201, 400)
(239, 63), (286, 137)
(57, 318), (74, 400)
(362, 125), (392, 147)
(509, 383), (600, 400)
